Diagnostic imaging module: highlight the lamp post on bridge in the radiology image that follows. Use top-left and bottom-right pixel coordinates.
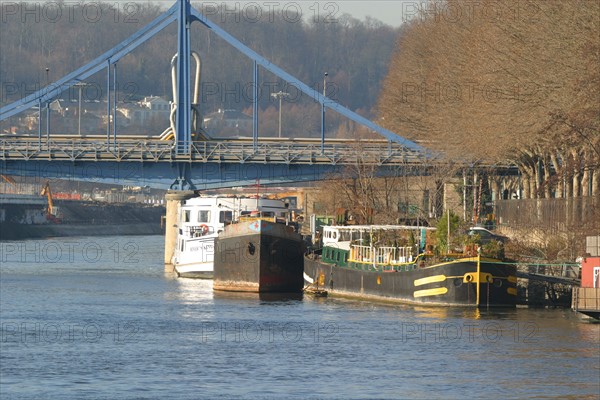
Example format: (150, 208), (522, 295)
(321, 71), (328, 151)
(74, 81), (91, 137)
(271, 90), (290, 138)
(45, 68), (50, 142)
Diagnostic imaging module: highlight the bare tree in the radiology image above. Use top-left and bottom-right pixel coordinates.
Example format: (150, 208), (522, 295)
(377, 0), (600, 229)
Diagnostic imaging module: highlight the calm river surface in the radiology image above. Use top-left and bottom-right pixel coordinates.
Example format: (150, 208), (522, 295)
(1, 235), (598, 399)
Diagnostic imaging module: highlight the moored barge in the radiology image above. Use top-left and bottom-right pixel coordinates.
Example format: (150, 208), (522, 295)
(214, 218), (304, 293)
(304, 225), (517, 307)
(172, 196), (291, 278)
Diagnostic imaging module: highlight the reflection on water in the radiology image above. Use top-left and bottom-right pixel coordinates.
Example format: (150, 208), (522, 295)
(576, 320), (600, 343)
(411, 305), (484, 321)
(213, 290), (304, 303)
(172, 278), (213, 304)
(0, 235), (598, 399)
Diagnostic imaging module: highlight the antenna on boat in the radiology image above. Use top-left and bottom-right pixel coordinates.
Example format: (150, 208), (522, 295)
(447, 211), (450, 255)
(254, 179), (260, 210)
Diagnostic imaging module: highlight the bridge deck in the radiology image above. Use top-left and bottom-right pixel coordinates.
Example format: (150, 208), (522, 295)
(1, 137), (425, 166)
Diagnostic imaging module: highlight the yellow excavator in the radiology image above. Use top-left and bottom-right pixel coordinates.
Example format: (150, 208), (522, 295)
(40, 180), (61, 223)
(1, 175), (17, 185)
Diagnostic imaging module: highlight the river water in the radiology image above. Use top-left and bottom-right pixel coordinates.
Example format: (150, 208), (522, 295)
(1, 235), (598, 399)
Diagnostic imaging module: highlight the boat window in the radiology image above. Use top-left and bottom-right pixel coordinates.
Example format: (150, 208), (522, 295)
(219, 211), (233, 223)
(198, 210), (211, 223)
(184, 210), (190, 223)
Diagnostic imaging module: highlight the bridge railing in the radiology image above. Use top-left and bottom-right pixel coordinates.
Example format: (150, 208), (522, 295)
(0, 138), (424, 166)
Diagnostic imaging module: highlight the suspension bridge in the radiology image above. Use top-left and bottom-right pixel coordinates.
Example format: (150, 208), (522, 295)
(0, 0), (436, 191)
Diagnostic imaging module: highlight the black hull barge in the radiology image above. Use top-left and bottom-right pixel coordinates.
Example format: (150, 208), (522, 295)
(304, 256), (516, 307)
(304, 225), (517, 307)
(214, 219), (304, 293)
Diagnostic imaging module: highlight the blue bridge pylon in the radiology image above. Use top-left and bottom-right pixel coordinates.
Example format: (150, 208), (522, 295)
(0, 0), (430, 190)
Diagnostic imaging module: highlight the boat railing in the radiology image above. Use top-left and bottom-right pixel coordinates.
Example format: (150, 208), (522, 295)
(350, 245), (373, 263)
(185, 225), (215, 238)
(237, 216), (290, 225)
(349, 244), (415, 265)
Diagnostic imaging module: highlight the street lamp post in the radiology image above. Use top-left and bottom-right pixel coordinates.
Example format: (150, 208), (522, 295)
(321, 72), (328, 151)
(78, 84), (82, 137)
(45, 68), (50, 141)
(74, 82), (86, 137)
(271, 90), (289, 138)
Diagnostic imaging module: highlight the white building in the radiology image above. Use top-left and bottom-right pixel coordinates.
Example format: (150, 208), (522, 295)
(118, 96), (170, 126)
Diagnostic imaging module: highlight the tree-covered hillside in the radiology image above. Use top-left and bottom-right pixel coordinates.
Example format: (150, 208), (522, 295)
(0, 2), (399, 118)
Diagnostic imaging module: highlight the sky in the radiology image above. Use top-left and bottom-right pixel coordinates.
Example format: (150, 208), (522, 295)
(123, 1), (414, 27)
(329, 1), (414, 27)
(194, 1), (414, 27)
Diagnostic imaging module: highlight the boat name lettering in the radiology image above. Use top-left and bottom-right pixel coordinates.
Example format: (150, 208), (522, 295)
(189, 243), (214, 252)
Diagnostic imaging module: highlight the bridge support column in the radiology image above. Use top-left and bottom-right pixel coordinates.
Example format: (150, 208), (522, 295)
(164, 190), (195, 272)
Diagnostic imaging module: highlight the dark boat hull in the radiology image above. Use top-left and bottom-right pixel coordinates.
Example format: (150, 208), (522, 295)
(214, 220), (304, 293)
(304, 255), (517, 307)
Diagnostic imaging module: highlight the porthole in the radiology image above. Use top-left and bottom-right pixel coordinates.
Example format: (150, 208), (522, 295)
(247, 242), (256, 256)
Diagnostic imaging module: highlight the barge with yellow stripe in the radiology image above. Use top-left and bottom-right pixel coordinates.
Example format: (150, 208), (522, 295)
(304, 225), (516, 307)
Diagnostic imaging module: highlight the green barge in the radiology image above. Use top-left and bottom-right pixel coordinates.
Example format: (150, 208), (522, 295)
(304, 225), (517, 307)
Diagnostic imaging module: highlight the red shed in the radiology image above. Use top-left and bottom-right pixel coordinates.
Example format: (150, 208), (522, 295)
(573, 236), (600, 319)
(581, 256), (600, 288)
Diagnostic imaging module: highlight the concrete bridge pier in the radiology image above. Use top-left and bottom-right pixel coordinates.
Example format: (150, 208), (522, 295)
(164, 190), (196, 272)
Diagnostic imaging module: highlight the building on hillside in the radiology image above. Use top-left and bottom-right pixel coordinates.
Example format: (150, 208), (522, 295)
(117, 96), (171, 127)
(140, 96), (171, 112)
(203, 109), (252, 137)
